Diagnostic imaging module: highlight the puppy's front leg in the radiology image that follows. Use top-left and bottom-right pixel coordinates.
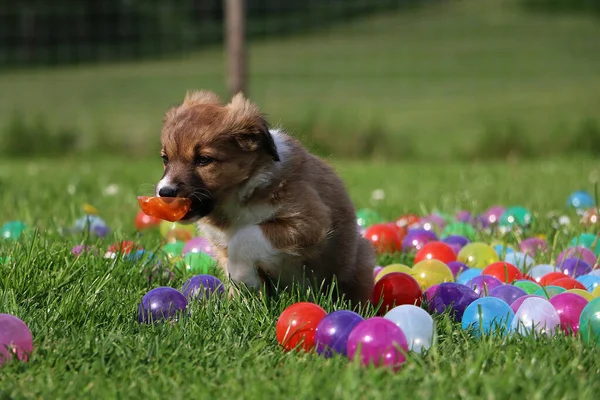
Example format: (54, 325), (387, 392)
(226, 225), (276, 291)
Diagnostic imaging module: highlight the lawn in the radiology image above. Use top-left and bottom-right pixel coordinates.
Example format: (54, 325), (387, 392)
(1, 0), (600, 159)
(0, 156), (599, 399)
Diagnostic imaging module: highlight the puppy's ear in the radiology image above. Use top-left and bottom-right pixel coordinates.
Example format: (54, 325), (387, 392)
(227, 93), (280, 162)
(183, 90), (222, 106)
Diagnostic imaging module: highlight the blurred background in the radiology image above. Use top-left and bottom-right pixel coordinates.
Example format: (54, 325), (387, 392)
(1, 0), (599, 162)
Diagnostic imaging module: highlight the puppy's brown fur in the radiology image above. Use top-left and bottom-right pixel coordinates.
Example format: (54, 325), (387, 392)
(156, 90), (376, 305)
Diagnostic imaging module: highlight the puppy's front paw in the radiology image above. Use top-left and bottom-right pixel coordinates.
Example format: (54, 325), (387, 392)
(226, 260), (261, 292)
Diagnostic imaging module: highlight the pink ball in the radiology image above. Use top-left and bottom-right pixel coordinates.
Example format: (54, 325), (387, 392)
(182, 237), (214, 257)
(510, 294), (545, 314)
(373, 266), (384, 279)
(0, 314), (33, 366)
(346, 317), (409, 370)
(424, 284), (440, 303)
(549, 292), (589, 335)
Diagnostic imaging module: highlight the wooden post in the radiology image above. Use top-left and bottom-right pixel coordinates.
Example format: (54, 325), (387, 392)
(225, 0), (247, 97)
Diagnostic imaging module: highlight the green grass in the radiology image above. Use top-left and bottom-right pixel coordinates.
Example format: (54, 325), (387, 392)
(1, 156), (600, 399)
(1, 0), (600, 159)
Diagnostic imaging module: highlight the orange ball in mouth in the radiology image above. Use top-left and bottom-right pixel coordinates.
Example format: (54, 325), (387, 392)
(137, 196), (192, 222)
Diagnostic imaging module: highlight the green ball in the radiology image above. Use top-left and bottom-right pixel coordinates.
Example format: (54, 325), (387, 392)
(512, 280), (542, 295)
(161, 241), (186, 261)
(569, 233), (600, 256)
(533, 285), (566, 299)
(441, 222), (476, 241)
(177, 252), (217, 275)
(356, 208), (383, 228)
(579, 297), (600, 347)
(499, 206), (534, 228)
(1, 221), (27, 240)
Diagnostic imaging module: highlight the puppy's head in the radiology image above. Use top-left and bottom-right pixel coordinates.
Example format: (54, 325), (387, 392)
(155, 90), (280, 222)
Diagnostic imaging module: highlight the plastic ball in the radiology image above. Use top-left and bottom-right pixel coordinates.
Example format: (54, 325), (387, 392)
(373, 266), (383, 279)
(371, 272), (422, 315)
(107, 240), (140, 256)
(137, 287), (188, 324)
(503, 251), (535, 271)
(414, 241), (457, 264)
(580, 207), (599, 227)
(510, 294), (545, 313)
(533, 285), (566, 299)
(549, 292), (589, 335)
(161, 241), (185, 260)
(519, 237), (548, 257)
(566, 190), (595, 210)
(528, 264), (558, 283)
(482, 262), (523, 284)
(457, 242), (499, 269)
(551, 277), (587, 291)
(410, 259), (454, 290)
(182, 236), (214, 257)
(429, 282), (479, 322)
(73, 215), (110, 237)
(455, 210), (474, 224)
(0, 314), (33, 365)
(559, 258), (592, 278)
(423, 284), (440, 303)
(384, 305), (434, 353)
(276, 302), (327, 352)
(420, 214), (446, 232)
(71, 244), (95, 257)
(441, 222), (476, 241)
(446, 261), (469, 278)
(1, 221), (28, 240)
(134, 210), (162, 231)
(442, 235), (470, 255)
(181, 275), (224, 301)
(456, 268), (483, 285)
(479, 206), (505, 227)
(576, 275), (600, 292)
(493, 243), (515, 258)
(466, 275), (504, 297)
(314, 310), (364, 358)
(569, 233), (600, 257)
(160, 221), (196, 242)
(356, 208), (384, 228)
(374, 264), (412, 283)
(363, 224), (402, 254)
(510, 297), (560, 337)
(489, 285), (527, 306)
(579, 297), (600, 347)
(594, 286), (600, 297)
(462, 297), (514, 337)
(401, 228), (438, 252)
(513, 279), (542, 295)
(539, 272), (567, 286)
(566, 289), (595, 302)
(177, 252), (217, 275)
(346, 317), (409, 370)
(395, 214), (421, 229)
(499, 206), (534, 228)
(556, 246), (597, 268)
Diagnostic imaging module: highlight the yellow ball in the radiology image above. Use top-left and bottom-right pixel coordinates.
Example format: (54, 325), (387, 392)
(566, 289), (594, 302)
(411, 259), (454, 290)
(375, 264), (413, 283)
(457, 242), (499, 269)
(159, 221), (197, 243)
(593, 285), (600, 298)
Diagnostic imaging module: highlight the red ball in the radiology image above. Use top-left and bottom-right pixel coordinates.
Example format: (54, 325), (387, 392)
(482, 261), (523, 284)
(385, 222), (407, 242)
(108, 240), (139, 254)
(276, 302), (327, 352)
(364, 224), (402, 254)
(551, 277), (587, 291)
(371, 272), (422, 315)
(135, 210), (161, 231)
(539, 272), (567, 286)
(414, 241), (457, 264)
(395, 214), (421, 229)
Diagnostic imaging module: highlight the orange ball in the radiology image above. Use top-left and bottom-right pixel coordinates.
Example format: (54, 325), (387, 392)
(482, 261), (523, 284)
(551, 277), (587, 291)
(276, 302), (327, 352)
(414, 241), (457, 264)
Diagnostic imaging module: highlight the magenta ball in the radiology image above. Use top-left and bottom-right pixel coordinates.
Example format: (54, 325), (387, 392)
(420, 214), (446, 232)
(373, 266), (383, 279)
(401, 229), (438, 252)
(519, 237), (548, 257)
(315, 310), (364, 358)
(510, 294), (545, 313)
(446, 261), (470, 278)
(182, 237), (214, 257)
(559, 257), (592, 278)
(466, 275), (504, 297)
(455, 210), (473, 224)
(424, 284), (440, 303)
(0, 314), (33, 366)
(549, 292), (589, 335)
(138, 287), (188, 323)
(181, 275), (224, 301)
(489, 285), (527, 305)
(479, 206), (505, 227)
(556, 247), (597, 268)
(347, 317), (409, 370)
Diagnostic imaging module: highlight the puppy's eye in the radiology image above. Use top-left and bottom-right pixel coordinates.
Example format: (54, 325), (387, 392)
(195, 155), (213, 166)
(162, 155), (168, 165)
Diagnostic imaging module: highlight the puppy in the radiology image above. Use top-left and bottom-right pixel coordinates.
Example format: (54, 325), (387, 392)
(154, 90), (376, 305)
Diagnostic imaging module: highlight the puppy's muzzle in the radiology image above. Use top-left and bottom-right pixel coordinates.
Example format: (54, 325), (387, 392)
(158, 186), (179, 197)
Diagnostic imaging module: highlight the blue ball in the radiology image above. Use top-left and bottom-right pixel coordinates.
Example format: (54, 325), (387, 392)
(576, 275), (600, 292)
(456, 268), (483, 285)
(566, 190), (595, 210)
(461, 297), (514, 337)
(493, 244), (515, 258)
(504, 251), (535, 271)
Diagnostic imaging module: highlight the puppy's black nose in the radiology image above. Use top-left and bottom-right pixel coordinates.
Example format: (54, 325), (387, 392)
(158, 186), (178, 197)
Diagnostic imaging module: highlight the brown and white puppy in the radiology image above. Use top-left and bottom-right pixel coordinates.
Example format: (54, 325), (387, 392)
(154, 90), (376, 305)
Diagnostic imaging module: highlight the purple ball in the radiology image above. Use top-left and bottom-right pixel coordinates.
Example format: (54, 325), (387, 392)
(181, 275), (225, 300)
(479, 206), (505, 228)
(71, 244), (94, 256)
(559, 257), (592, 278)
(429, 282), (479, 322)
(138, 287), (188, 324)
(519, 237), (548, 257)
(446, 261), (470, 278)
(466, 275), (504, 297)
(442, 236), (470, 255)
(401, 229), (438, 252)
(0, 314), (33, 366)
(182, 236), (215, 257)
(346, 317), (409, 370)
(455, 210), (473, 224)
(489, 285), (527, 305)
(557, 247), (597, 268)
(314, 310), (364, 358)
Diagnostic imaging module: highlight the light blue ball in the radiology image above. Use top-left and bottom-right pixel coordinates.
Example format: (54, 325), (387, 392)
(504, 251), (535, 271)
(456, 268), (483, 285)
(576, 275), (600, 292)
(566, 190), (595, 210)
(461, 297), (515, 337)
